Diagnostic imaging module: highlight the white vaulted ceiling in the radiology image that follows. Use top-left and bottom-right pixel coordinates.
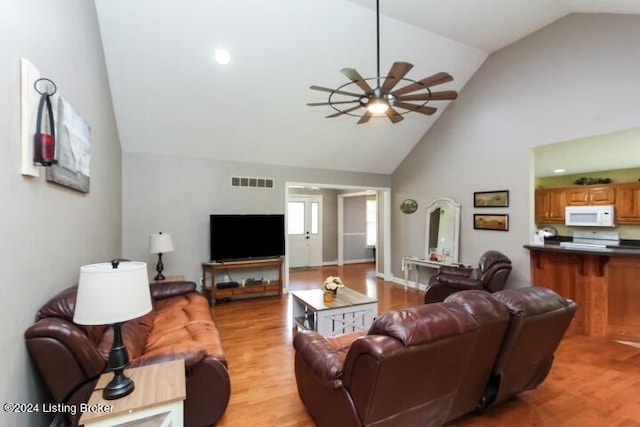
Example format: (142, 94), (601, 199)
(94, 0), (640, 174)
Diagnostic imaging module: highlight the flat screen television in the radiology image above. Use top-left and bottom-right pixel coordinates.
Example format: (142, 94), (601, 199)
(210, 214), (285, 261)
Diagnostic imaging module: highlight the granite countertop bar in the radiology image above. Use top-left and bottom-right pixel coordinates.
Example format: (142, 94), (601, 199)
(524, 240), (640, 256)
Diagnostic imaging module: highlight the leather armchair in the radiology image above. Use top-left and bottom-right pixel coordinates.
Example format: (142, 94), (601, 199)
(424, 250), (512, 303)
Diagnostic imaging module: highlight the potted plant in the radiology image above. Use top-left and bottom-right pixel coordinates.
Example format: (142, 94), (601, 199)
(322, 276), (344, 302)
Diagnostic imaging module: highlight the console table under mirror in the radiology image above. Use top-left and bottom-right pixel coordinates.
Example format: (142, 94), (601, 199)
(402, 197), (461, 291)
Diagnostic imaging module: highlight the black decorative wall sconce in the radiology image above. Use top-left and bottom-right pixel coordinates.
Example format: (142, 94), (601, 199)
(33, 78), (58, 166)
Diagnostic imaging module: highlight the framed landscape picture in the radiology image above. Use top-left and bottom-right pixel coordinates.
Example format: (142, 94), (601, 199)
(474, 214), (509, 231)
(474, 190), (509, 207)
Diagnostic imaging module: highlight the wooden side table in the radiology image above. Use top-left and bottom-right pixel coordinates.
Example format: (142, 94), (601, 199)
(79, 359), (186, 427)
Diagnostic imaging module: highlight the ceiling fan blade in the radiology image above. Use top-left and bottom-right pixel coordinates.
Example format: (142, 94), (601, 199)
(385, 107), (404, 123)
(392, 72), (454, 96)
(326, 104), (363, 118)
(310, 85), (363, 98)
(307, 100), (360, 107)
(357, 111), (373, 124)
(380, 62), (413, 93)
(393, 101), (437, 116)
(340, 68), (374, 95)
(396, 90), (458, 102)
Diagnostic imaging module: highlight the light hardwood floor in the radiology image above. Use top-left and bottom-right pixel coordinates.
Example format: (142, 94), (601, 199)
(211, 263), (640, 427)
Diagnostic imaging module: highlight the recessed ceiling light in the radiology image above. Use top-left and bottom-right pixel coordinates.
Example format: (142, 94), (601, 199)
(553, 169), (566, 174)
(214, 48), (230, 65)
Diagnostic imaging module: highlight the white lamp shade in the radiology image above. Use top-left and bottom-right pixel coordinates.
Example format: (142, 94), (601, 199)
(149, 233), (174, 254)
(74, 261), (152, 325)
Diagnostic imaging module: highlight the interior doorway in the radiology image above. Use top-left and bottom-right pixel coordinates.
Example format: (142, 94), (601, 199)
(337, 191), (378, 266)
(283, 183), (391, 293)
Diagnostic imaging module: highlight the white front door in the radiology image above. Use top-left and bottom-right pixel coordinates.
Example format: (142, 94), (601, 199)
(288, 195), (323, 268)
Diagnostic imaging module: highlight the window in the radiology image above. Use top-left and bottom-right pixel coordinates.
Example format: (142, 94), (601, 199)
(311, 202), (319, 234)
(287, 202), (304, 235)
(366, 198), (377, 246)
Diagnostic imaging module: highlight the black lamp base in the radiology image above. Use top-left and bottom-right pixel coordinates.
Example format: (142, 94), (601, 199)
(104, 322), (135, 400)
(154, 252), (165, 281)
(103, 372), (135, 400)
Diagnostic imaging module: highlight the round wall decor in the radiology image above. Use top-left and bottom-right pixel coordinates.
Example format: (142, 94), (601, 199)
(400, 199), (418, 214)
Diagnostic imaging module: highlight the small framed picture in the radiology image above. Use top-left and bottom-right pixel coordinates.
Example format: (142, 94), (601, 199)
(474, 214), (509, 231)
(474, 190), (509, 208)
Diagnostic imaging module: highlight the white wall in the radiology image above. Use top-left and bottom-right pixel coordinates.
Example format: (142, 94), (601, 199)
(122, 152), (390, 283)
(392, 14), (640, 286)
(0, 1), (122, 425)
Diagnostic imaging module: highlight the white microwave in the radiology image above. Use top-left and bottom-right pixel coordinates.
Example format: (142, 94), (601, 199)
(565, 205), (615, 227)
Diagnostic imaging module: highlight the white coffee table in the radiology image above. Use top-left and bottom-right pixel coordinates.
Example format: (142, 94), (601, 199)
(291, 287), (378, 337)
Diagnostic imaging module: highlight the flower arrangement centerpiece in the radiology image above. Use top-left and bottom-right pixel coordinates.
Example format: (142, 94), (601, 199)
(322, 276), (344, 302)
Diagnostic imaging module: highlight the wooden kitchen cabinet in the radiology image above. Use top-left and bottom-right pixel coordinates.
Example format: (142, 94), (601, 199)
(565, 185), (615, 206)
(535, 181), (640, 224)
(535, 188), (566, 223)
(615, 182), (640, 224)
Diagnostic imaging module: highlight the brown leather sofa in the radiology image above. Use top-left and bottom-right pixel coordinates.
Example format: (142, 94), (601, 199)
(293, 286), (576, 427)
(424, 250), (512, 303)
(24, 281), (230, 427)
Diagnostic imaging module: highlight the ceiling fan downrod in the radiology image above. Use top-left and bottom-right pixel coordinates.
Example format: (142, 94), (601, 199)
(375, 0), (381, 90)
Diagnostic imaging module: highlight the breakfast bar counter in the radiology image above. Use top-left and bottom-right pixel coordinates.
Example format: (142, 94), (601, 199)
(524, 243), (640, 343)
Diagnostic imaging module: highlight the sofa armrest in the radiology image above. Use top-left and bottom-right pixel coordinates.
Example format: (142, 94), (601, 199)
(293, 330), (354, 388)
(438, 275), (482, 289)
(183, 355), (231, 427)
(25, 318), (106, 402)
(150, 281), (196, 300)
(438, 265), (473, 277)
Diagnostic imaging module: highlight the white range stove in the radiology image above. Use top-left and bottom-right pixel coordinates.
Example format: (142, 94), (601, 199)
(559, 230), (620, 249)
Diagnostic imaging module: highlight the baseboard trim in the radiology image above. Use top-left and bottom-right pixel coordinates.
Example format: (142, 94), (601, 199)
(390, 275), (426, 291)
(321, 260), (376, 266)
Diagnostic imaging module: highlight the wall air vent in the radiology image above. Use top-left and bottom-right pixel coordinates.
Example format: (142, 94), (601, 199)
(230, 176), (275, 189)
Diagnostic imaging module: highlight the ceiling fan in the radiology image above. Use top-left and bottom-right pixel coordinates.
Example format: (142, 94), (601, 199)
(308, 0), (458, 124)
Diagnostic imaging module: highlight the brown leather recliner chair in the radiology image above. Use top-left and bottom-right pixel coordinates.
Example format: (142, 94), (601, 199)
(479, 286), (578, 410)
(442, 286), (577, 422)
(293, 303), (481, 427)
(440, 290), (511, 422)
(424, 250), (512, 303)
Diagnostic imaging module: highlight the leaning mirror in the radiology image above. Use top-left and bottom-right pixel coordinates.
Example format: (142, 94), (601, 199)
(425, 198), (461, 264)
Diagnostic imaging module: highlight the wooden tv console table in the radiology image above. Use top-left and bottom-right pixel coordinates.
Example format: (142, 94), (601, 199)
(202, 257), (283, 304)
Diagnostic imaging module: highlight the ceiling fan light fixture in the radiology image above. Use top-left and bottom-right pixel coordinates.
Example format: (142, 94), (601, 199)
(367, 98), (389, 114)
